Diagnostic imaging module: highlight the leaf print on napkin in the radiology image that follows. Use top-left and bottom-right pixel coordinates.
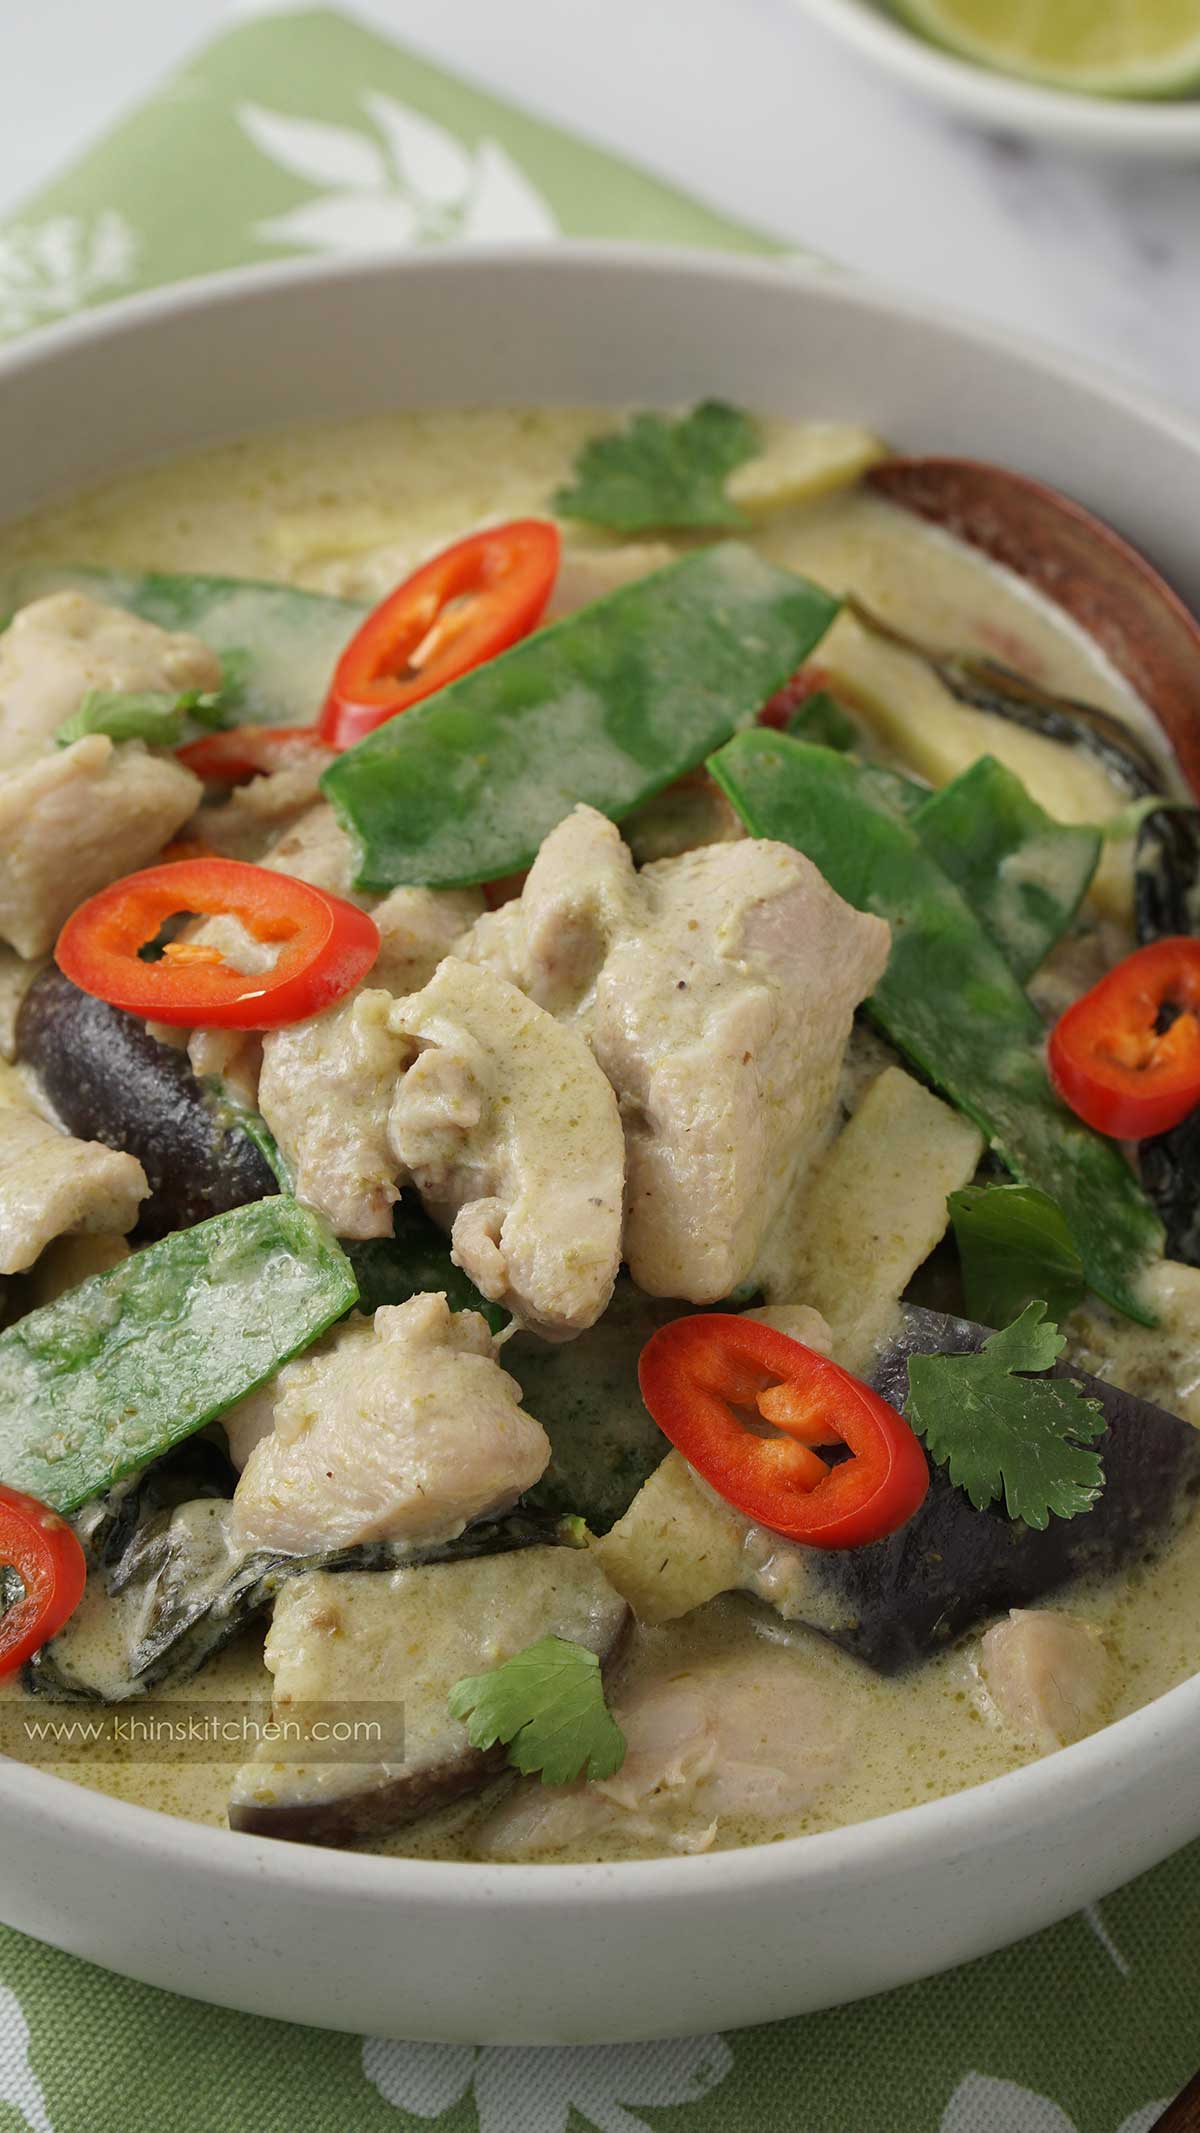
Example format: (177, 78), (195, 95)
(0, 212), (136, 335)
(238, 95), (558, 256)
(362, 2031), (734, 2132)
(0, 1984), (53, 2133)
(939, 2074), (1169, 2133)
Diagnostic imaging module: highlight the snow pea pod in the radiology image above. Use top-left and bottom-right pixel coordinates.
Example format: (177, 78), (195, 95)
(708, 731), (1161, 1324)
(0, 1200), (358, 1513)
(1, 564), (364, 730)
(321, 542), (841, 892)
(912, 755), (1100, 982)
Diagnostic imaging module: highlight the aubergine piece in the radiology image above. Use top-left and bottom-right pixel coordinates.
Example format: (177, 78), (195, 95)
(227, 1546), (631, 1847)
(1133, 807), (1200, 1264)
(16, 967), (275, 1238)
(1135, 806), (1200, 943)
(789, 1305), (1200, 1674)
(27, 1481), (580, 1703)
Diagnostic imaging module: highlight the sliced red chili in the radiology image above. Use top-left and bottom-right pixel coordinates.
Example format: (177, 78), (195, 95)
(1048, 936), (1200, 1140)
(55, 856), (379, 1030)
(177, 725), (330, 784)
(319, 518), (560, 751)
(757, 663), (832, 730)
(638, 1315), (929, 1550)
(0, 1486), (87, 1677)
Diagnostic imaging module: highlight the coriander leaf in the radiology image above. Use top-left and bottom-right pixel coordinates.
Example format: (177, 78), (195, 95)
(56, 688), (194, 749)
(448, 1633), (626, 1786)
(949, 1183), (1086, 1330)
(906, 1302), (1106, 1529)
(55, 662), (241, 750)
(982, 1298), (1067, 1374)
(554, 401), (761, 534)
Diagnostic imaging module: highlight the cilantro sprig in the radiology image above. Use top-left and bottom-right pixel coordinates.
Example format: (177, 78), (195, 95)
(906, 1302), (1107, 1530)
(56, 686), (223, 750)
(448, 1634), (626, 1786)
(56, 647), (250, 750)
(554, 400), (761, 534)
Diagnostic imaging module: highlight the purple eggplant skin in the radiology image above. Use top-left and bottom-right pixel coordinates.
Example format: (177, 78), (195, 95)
(227, 1737), (511, 1849)
(16, 966), (275, 1240)
(801, 1306), (1200, 1675)
(228, 1616), (635, 1850)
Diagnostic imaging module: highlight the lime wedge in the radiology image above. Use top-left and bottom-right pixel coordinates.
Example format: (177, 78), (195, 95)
(891, 0), (1200, 97)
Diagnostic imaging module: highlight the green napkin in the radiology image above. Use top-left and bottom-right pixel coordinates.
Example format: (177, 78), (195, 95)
(0, 5), (786, 344)
(0, 10), (1196, 2129)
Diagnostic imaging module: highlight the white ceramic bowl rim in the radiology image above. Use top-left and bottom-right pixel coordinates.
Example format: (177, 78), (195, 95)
(793, 0), (1200, 152)
(1, 240), (1198, 1922)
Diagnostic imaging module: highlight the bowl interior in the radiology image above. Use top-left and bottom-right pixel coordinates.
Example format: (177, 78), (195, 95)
(1, 247), (1200, 2033)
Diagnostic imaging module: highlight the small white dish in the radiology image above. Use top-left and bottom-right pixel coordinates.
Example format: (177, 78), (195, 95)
(1, 244), (1200, 2042)
(789, 0), (1200, 156)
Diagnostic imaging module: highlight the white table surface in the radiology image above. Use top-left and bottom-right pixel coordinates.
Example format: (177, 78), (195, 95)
(2, 0), (1198, 414)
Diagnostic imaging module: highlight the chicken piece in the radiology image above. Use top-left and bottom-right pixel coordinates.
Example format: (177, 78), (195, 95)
(194, 756), (332, 861)
(371, 887), (488, 998)
(0, 1105), (147, 1275)
(0, 736), (201, 958)
(186, 806), (483, 1120)
(220, 1375), (279, 1473)
(0, 590), (220, 772)
(545, 540), (675, 620)
(185, 1028), (264, 1109)
(979, 1608), (1111, 1753)
(257, 988), (408, 1239)
(262, 800), (366, 899)
(174, 912), (277, 1108)
(183, 809), (372, 1101)
(464, 805), (890, 1302)
(477, 1639), (861, 1860)
(387, 957), (625, 1340)
(230, 1291), (551, 1555)
(264, 803), (485, 987)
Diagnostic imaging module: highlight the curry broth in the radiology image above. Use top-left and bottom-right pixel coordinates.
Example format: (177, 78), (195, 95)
(1, 407), (1195, 1861)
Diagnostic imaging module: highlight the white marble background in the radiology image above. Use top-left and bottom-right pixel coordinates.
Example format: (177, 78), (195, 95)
(2, 0), (1198, 412)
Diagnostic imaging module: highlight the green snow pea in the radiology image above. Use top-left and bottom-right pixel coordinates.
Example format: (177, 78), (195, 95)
(708, 730), (1162, 1324)
(912, 756), (1100, 982)
(0, 1199), (358, 1513)
(321, 542), (841, 891)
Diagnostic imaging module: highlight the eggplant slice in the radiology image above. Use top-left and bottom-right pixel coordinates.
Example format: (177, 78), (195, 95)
(789, 1304), (1200, 1674)
(28, 1436), (580, 1702)
(16, 967), (275, 1237)
(869, 456), (1200, 802)
(228, 1546), (631, 1847)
